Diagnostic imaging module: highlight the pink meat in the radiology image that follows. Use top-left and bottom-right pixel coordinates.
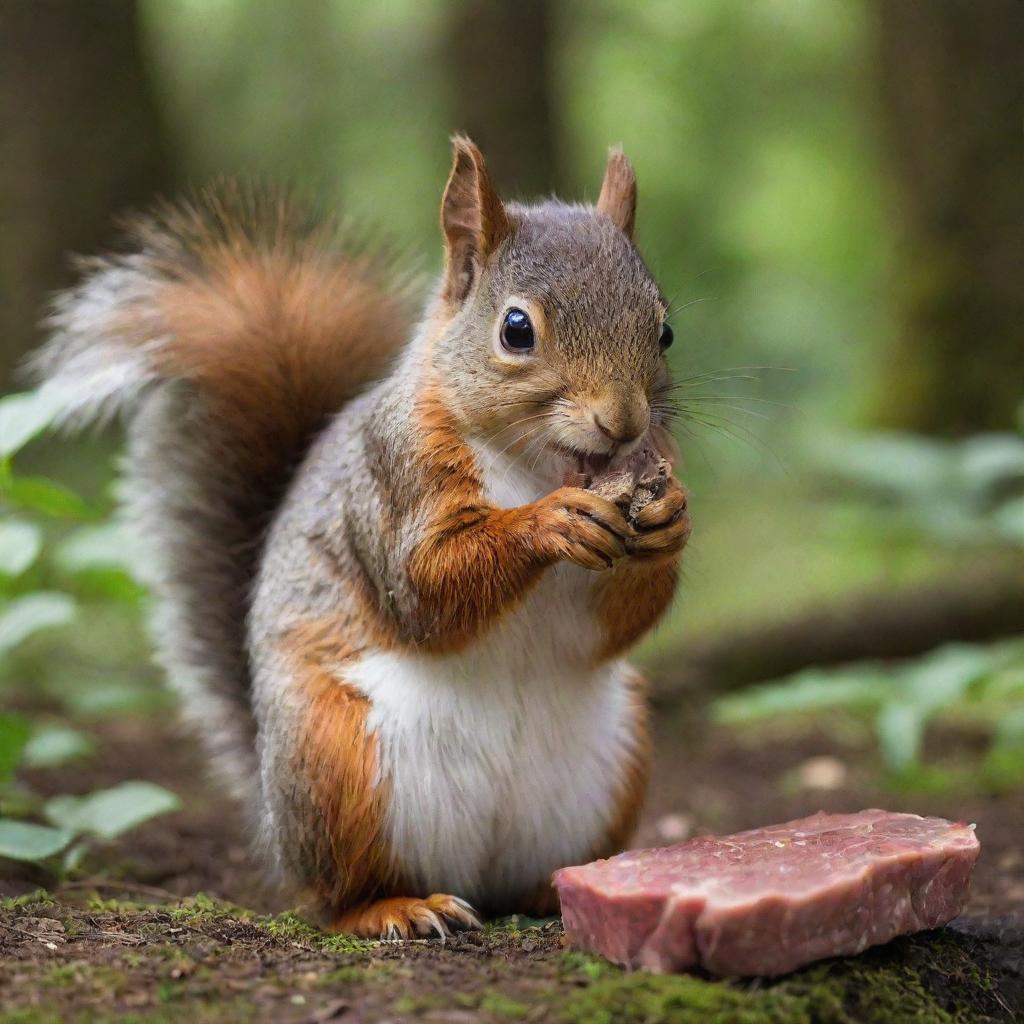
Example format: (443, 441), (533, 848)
(553, 809), (980, 977)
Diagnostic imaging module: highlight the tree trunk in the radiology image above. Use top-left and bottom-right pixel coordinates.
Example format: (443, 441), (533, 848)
(0, 0), (173, 388)
(442, 0), (560, 197)
(872, 0), (1024, 435)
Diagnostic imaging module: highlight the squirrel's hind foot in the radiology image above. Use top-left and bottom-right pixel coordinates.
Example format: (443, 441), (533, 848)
(329, 893), (482, 940)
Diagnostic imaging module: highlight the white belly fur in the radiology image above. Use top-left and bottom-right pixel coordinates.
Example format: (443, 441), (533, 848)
(345, 441), (638, 908)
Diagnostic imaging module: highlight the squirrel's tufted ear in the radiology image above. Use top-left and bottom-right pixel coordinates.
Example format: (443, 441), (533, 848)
(596, 147), (637, 239)
(441, 136), (511, 304)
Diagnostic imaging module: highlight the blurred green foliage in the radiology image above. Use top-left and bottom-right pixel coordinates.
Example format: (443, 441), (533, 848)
(140, 0), (890, 430)
(0, 390), (177, 873)
(139, 0), (965, 664)
(715, 413), (1024, 787)
(1, 0), (1019, 831)
(814, 420), (1024, 545)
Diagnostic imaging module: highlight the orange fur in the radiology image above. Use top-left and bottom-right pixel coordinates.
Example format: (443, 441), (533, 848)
(290, 639), (394, 913)
(405, 381), (552, 650)
(594, 558), (679, 661)
(156, 256), (403, 468)
(594, 477), (689, 660)
(106, 187), (413, 495)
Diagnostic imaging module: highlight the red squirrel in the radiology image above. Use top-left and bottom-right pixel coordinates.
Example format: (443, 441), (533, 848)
(36, 138), (690, 938)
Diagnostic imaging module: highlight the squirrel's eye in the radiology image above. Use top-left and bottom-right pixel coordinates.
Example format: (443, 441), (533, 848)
(659, 322), (674, 351)
(500, 308), (535, 353)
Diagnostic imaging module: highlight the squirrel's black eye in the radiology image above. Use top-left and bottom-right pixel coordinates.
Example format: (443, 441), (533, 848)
(659, 322), (674, 350)
(500, 308), (535, 353)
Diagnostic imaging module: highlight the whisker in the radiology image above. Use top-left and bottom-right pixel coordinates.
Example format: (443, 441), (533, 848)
(670, 365), (797, 389)
(658, 392), (790, 410)
(476, 410), (554, 452)
(672, 408), (788, 472)
(487, 413), (558, 465)
(675, 402), (771, 422)
(673, 421), (717, 481)
(666, 296), (715, 318)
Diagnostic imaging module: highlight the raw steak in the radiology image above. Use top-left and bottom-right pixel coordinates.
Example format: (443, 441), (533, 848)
(553, 809), (980, 977)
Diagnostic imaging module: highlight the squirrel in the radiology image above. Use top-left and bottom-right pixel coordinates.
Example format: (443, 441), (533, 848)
(35, 137), (690, 939)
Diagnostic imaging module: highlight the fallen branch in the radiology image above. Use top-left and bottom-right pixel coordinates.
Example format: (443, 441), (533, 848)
(649, 564), (1024, 704)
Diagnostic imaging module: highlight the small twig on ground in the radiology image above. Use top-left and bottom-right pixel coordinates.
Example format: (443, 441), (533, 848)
(0, 919), (60, 947)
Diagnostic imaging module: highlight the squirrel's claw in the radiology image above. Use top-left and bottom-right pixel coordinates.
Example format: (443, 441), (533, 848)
(442, 894), (484, 931)
(330, 893), (483, 941)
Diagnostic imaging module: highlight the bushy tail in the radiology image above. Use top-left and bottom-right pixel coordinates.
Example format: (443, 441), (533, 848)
(34, 185), (414, 802)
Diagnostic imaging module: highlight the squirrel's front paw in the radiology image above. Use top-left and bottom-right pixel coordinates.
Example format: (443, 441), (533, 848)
(537, 487), (633, 571)
(329, 894), (482, 940)
(626, 479), (691, 558)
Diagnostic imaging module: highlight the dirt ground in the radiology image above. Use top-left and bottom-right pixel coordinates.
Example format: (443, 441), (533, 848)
(2, 703), (1023, 1023)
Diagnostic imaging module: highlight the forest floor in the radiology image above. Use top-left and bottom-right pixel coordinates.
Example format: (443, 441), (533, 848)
(2, 703), (1023, 1023)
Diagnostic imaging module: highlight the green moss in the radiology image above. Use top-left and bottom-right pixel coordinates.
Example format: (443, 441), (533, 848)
(317, 963), (397, 985)
(485, 913), (555, 937)
(1, 890), (53, 911)
(556, 934), (996, 1024)
(84, 895), (150, 913)
(0, 1012), (64, 1024)
(257, 910), (376, 954)
(557, 959), (828, 1024)
(41, 965), (78, 988)
(159, 895), (375, 954)
(413, 987), (542, 1019)
(37, 963), (133, 1002)
(486, 915), (521, 938)
(165, 892), (246, 923)
(478, 992), (533, 1019)
(1, 998), (260, 1024)
(392, 993), (448, 1014)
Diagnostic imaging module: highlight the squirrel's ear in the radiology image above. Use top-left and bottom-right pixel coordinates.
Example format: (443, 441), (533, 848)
(597, 147), (637, 239)
(441, 136), (511, 303)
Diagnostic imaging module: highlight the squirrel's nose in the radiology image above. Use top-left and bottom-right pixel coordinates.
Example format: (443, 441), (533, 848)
(594, 414), (639, 445)
(591, 397), (650, 447)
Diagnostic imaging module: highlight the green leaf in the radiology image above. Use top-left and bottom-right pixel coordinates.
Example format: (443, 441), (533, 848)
(22, 726), (95, 769)
(3, 476), (91, 519)
(815, 432), (952, 497)
(55, 521), (140, 575)
(0, 713), (32, 783)
(876, 702), (924, 772)
(69, 568), (146, 603)
(994, 495), (1024, 544)
(0, 819), (73, 861)
(713, 668), (888, 725)
(902, 643), (994, 713)
(44, 781), (180, 840)
(0, 520), (43, 577)
(993, 707), (1024, 747)
(0, 593), (76, 658)
(957, 433), (1024, 498)
(62, 840), (89, 875)
(0, 389), (65, 459)
(982, 708), (1024, 790)
(63, 682), (167, 718)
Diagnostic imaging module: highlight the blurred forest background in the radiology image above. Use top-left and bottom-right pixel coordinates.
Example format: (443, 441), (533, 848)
(1, 0), (1023, 873)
